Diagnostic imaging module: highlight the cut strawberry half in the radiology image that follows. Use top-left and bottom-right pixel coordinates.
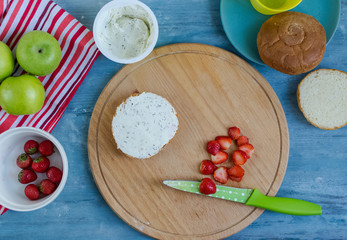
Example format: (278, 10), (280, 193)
(228, 165), (245, 178)
(215, 136), (232, 150)
(206, 140), (221, 155)
(200, 160), (217, 175)
(213, 166), (228, 184)
(230, 176), (243, 182)
(236, 136), (249, 146)
(211, 151), (228, 164)
(239, 144), (254, 159)
(232, 150), (247, 165)
(228, 126), (240, 140)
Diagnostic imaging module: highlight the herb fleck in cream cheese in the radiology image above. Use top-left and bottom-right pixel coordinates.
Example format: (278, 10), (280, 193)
(97, 5), (154, 59)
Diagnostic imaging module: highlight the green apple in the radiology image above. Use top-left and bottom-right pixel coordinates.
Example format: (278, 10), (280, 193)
(16, 30), (61, 76)
(0, 41), (14, 82)
(0, 74), (45, 115)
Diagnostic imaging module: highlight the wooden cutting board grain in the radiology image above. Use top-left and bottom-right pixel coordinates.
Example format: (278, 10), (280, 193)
(88, 43), (289, 239)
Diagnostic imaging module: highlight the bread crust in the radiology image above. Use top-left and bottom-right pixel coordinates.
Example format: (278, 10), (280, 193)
(111, 92), (179, 159)
(297, 69), (347, 130)
(257, 12), (326, 75)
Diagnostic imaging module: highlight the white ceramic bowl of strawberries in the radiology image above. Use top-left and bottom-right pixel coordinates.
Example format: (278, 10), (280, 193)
(0, 127), (68, 211)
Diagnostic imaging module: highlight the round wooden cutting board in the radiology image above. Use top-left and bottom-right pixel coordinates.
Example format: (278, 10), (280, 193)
(88, 43), (289, 239)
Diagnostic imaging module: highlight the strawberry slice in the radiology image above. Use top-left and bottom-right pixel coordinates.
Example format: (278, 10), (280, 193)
(200, 160), (217, 175)
(211, 151), (228, 164)
(206, 140), (221, 155)
(213, 166), (228, 184)
(228, 126), (240, 140)
(236, 136), (249, 146)
(239, 144), (254, 159)
(215, 136), (232, 150)
(230, 176), (243, 182)
(199, 178), (216, 194)
(227, 165), (245, 178)
(232, 150), (247, 165)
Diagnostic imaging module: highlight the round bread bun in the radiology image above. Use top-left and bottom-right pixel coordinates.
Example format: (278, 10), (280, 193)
(297, 69), (347, 130)
(257, 11), (326, 75)
(112, 92), (179, 159)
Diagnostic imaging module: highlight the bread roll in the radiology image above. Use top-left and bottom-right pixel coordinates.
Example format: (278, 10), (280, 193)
(257, 12), (326, 75)
(297, 69), (347, 130)
(112, 92), (179, 159)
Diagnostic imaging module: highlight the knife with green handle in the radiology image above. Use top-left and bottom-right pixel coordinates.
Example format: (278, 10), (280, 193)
(163, 180), (322, 216)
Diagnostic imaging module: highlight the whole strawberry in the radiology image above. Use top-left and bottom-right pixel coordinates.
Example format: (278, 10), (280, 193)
(16, 153), (32, 169)
(46, 167), (62, 183)
(24, 140), (39, 155)
(38, 140), (54, 156)
(25, 184), (40, 200)
(39, 179), (56, 195)
(199, 178), (216, 195)
(32, 156), (50, 173)
(18, 169), (37, 184)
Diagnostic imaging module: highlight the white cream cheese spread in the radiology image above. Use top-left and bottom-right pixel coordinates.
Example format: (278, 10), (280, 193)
(97, 4), (154, 59)
(112, 92), (179, 159)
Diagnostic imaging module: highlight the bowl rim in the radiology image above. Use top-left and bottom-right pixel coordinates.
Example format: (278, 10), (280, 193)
(93, 0), (159, 64)
(0, 127), (68, 212)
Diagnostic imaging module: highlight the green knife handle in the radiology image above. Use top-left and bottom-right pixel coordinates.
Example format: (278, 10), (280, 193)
(245, 189), (322, 215)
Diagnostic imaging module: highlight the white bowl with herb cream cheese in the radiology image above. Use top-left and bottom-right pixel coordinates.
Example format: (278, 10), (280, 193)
(93, 0), (158, 64)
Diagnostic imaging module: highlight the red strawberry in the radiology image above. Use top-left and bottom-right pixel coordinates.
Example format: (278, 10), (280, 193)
(25, 184), (40, 200)
(16, 153), (32, 169)
(211, 151), (228, 164)
(24, 140), (39, 155)
(228, 165), (245, 178)
(18, 169), (37, 184)
(206, 140), (221, 155)
(32, 156), (50, 173)
(38, 140), (54, 156)
(230, 176), (243, 182)
(215, 136), (232, 150)
(236, 136), (249, 146)
(39, 179), (56, 195)
(199, 178), (216, 195)
(239, 144), (254, 159)
(213, 166), (228, 184)
(228, 126), (240, 140)
(232, 150), (247, 165)
(200, 160), (217, 175)
(46, 167), (63, 183)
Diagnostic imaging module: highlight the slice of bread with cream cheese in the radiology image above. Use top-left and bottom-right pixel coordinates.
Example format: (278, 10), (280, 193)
(112, 92), (179, 159)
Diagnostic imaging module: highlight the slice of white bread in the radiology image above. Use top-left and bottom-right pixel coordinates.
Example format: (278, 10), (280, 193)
(297, 69), (347, 130)
(112, 92), (179, 159)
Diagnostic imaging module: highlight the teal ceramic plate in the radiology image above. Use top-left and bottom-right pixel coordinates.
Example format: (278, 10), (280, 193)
(220, 0), (341, 65)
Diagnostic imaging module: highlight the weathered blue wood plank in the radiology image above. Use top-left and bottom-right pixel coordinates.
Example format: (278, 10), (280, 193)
(1, 0), (346, 239)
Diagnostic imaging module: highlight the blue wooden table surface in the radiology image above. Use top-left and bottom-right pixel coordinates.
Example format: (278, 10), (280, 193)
(1, 0), (346, 239)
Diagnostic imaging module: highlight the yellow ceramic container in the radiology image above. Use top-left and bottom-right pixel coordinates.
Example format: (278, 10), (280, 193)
(250, 0), (302, 15)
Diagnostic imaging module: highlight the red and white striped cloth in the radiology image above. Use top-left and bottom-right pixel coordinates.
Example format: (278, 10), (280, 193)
(0, 0), (100, 215)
